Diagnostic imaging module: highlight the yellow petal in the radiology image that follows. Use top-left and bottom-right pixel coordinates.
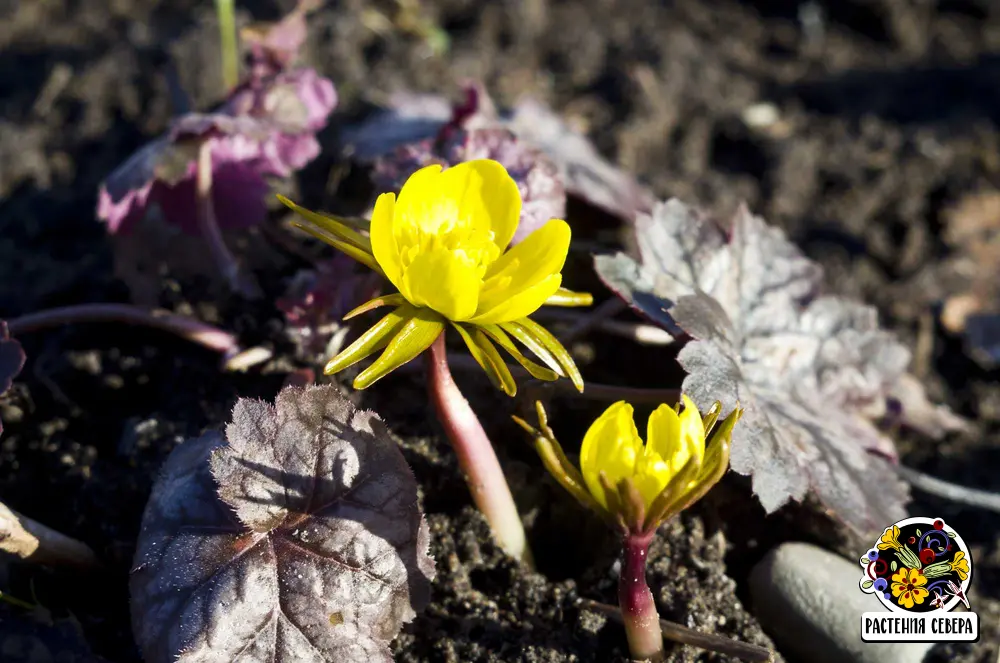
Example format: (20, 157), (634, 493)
(394, 160), (521, 249)
(678, 395), (706, 470)
(475, 219), (571, 320)
(632, 455), (672, 509)
(468, 274), (563, 325)
(369, 192), (403, 289)
(646, 404), (682, 468)
(401, 246), (481, 320)
(579, 401), (641, 511)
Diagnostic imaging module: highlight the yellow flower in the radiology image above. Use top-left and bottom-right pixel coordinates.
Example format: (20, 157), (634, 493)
(514, 396), (741, 533)
(279, 159), (592, 394)
(950, 551), (970, 581)
(878, 525), (902, 551)
(891, 567), (929, 609)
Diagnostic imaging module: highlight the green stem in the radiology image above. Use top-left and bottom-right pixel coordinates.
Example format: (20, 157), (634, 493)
(215, 0), (239, 90)
(425, 334), (533, 566)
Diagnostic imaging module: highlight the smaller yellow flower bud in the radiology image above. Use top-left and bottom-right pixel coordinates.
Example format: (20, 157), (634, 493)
(515, 397), (741, 534)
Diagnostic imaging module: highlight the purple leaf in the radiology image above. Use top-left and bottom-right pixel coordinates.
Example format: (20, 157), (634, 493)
(0, 610), (108, 663)
(0, 321), (25, 439)
(504, 97), (654, 223)
(98, 63), (336, 235)
(130, 385), (434, 663)
(341, 85), (651, 243)
(241, 0), (322, 77)
(277, 255), (382, 361)
(594, 200), (964, 535)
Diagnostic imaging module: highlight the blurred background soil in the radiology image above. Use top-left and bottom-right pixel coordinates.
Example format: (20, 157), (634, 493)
(0, 0), (998, 661)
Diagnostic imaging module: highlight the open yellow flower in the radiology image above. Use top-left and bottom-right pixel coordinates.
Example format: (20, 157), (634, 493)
(279, 159), (592, 394)
(514, 396), (741, 533)
(891, 567), (929, 609)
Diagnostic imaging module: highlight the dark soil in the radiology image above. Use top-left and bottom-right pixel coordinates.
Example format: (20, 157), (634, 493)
(1, 0), (998, 661)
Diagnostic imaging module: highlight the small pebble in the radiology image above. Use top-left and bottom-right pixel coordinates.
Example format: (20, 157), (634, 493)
(749, 542), (933, 663)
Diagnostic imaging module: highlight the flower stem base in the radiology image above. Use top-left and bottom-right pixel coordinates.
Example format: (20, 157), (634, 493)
(425, 333), (533, 566)
(620, 531), (663, 662)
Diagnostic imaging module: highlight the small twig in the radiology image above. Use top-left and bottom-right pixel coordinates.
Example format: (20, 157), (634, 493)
(196, 141), (261, 299)
(893, 464), (1000, 513)
(0, 501), (100, 569)
(7, 304), (269, 371)
(557, 297), (627, 344)
(534, 308), (674, 346)
(578, 598), (773, 662)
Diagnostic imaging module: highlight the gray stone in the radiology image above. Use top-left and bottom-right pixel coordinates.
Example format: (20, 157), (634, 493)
(749, 542), (933, 663)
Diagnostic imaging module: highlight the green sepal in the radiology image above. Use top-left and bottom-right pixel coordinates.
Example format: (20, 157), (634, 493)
(706, 404), (743, 449)
(497, 321), (563, 377)
(324, 305), (411, 375)
(343, 293), (408, 320)
(452, 323), (517, 396)
(480, 324), (560, 382)
(505, 317), (584, 392)
(544, 288), (594, 307)
(354, 308), (445, 388)
(277, 194), (372, 251)
(512, 401), (603, 517)
(291, 221), (384, 275)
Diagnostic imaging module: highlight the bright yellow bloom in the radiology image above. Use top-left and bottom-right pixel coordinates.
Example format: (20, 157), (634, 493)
(580, 397), (706, 512)
(891, 567), (929, 609)
(279, 159), (592, 394)
(514, 396), (741, 533)
(878, 525), (902, 551)
(950, 551), (970, 581)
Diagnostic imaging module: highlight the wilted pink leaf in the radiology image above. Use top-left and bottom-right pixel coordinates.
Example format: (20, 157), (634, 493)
(98, 21), (336, 236)
(130, 385), (434, 662)
(595, 200), (966, 535)
(0, 321), (25, 439)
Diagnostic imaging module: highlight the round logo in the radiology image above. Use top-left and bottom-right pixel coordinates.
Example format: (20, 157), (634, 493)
(859, 516), (972, 613)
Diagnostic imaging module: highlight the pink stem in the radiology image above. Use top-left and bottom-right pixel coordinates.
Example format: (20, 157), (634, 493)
(620, 531), (664, 662)
(425, 333), (532, 565)
(195, 142), (260, 298)
(7, 304), (239, 356)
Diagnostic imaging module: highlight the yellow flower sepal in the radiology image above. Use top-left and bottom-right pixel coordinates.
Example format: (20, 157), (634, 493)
(514, 397), (741, 534)
(279, 159), (591, 395)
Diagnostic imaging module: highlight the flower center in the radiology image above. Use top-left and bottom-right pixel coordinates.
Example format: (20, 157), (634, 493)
(398, 224), (501, 280)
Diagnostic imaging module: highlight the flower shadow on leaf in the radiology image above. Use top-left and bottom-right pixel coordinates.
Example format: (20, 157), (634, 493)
(130, 385), (435, 663)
